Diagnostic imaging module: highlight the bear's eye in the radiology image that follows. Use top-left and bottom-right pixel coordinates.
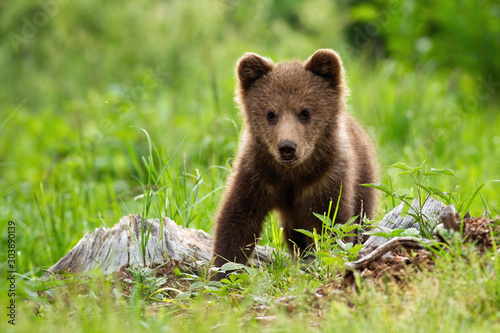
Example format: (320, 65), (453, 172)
(267, 111), (277, 123)
(300, 109), (311, 120)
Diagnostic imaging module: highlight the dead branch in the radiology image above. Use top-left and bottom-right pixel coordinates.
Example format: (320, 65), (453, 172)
(345, 237), (436, 271)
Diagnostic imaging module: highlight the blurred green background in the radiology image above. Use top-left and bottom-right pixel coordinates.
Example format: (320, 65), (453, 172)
(1, 0), (499, 276)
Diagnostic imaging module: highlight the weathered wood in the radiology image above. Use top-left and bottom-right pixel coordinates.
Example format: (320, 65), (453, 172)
(43, 214), (274, 278)
(349, 198), (458, 271)
(363, 197), (449, 247)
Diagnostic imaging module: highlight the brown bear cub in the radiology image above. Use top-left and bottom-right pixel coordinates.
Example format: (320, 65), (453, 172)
(212, 49), (378, 277)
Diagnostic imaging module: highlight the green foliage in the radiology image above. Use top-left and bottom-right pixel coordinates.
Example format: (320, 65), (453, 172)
(8, 236), (500, 332)
(0, 0), (500, 331)
(124, 265), (171, 301)
(178, 263), (255, 300)
(365, 161), (500, 239)
(295, 192), (366, 277)
(364, 161), (458, 238)
(346, 0), (500, 108)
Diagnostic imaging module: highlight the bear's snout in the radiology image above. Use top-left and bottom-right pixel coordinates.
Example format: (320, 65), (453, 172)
(278, 141), (297, 163)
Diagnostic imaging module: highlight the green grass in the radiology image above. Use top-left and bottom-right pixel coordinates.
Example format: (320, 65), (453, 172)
(4, 248), (500, 332)
(1, 0), (500, 331)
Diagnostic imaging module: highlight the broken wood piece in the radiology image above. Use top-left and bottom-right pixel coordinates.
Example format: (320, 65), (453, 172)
(363, 197), (449, 248)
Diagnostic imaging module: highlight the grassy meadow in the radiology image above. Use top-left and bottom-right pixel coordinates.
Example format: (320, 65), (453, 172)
(1, 0), (500, 331)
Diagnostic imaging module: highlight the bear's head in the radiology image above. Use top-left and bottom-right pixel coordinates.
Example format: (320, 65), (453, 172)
(236, 49), (348, 167)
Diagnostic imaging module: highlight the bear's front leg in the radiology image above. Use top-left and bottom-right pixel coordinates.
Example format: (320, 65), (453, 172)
(212, 172), (270, 279)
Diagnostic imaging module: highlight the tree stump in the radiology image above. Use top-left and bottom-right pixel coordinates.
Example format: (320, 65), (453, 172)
(43, 214), (274, 278)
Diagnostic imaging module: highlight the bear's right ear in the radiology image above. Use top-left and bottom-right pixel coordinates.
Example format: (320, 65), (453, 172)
(237, 52), (274, 91)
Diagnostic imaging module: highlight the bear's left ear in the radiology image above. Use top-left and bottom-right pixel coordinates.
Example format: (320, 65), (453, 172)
(304, 49), (345, 91)
(237, 52), (274, 91)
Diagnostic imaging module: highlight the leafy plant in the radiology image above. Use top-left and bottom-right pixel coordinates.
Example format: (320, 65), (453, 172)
(177, 263), (255, 300)
(363, 161), (456, 238)
(295, 186), (366, 275)
(123, 265), (170, 301)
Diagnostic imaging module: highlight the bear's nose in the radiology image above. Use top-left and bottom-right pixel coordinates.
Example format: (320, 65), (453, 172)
(278, 141), (297, 161)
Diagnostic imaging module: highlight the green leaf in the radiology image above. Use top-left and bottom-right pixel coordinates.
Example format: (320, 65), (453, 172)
(207, 281), (223, 288)
(416, 183), (431, 194)
(313, 212), (332, 227)
(427, 186), (450, 201)
(234, 273), (250, 283)
(321, 256), (343, 266)
(410, 166), (424, 175)
(423, 168), (455, 177)
(435, 168), (456, 176)
(401, 228), (420, 237)
(333, 223), (342, 230)
(220, 262), (246, 272)
(361, 183), (394, 196)
(189, 281), (205, 290)
(346, 215), (359, 225)
(294, 228), (314, 239)
(330, 228), (343, 237)
(340, 224), (360, 233)
(173, 267), (182, 277)
(437, 168), (456, 176)
(329, 249), (344, 255)
(395, 193), (414, 202)
(389, 162), (411, 170)
(389, 229), (404, 237)
(348, 244), (364, 260)
(349, 244), (364, 254)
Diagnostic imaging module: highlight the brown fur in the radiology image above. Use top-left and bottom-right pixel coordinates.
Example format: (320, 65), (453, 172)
(212, 49), (378, 277)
